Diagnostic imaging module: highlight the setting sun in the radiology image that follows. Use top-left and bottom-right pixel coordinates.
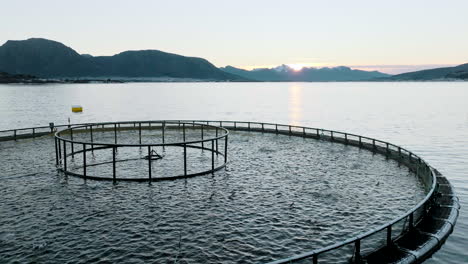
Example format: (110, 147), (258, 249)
(287, 64), (306, 71)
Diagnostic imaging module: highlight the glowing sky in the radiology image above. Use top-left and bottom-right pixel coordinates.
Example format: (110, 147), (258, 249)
(1, 0), (467, 74)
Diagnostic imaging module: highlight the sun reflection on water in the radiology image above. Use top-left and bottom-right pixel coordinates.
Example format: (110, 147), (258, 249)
(288, 84), (303, 126)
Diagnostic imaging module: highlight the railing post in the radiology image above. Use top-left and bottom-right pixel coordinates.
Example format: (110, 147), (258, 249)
(275, 124), (278, 134)
(289, 125), (292, 135)
(90, 125), (94, 153)
(112, 146), (116, 183)
(148, 146), (152, 182)
(201, 124), (204, 149)
(83, 144), (86, 177)
(387, 225), (392, 246)
(262, 123), (264, 132)
(313, 254), (318, 264)
(32, 128), (35, 138)
(139, 122), (142, 144)
(355, 239), (361, 263)
(114, 123), (117, 144)
(183, 143), (187, 176)
(70, 128), (74, 158)
(345, 133), (348, 144)
(316, 129), (319, 138)
(373, 139), (376, 150)
(162, 121), (165, 150)
(183, 123), (186, 142)
(54, 137), (59, 166)
(386, 143), (390, 155)
(58, 138), (62, 164)
(211, 140), (215, 170)
(63, 141), (67, 172)
(359, 136), (362, 147)
(216, 128), (219, 155)
(303, 127), (306, 137)
(13, 130), (17, 141)
(248, 122), (251, 131)
(331, 131), (334, 140)
(409, 212), (414, 231)
(224, 135), (228, 163)
(234, 122), (237, 129)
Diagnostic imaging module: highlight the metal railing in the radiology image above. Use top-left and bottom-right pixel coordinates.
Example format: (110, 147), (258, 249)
(53, 121), (229, 182)
(0, 120), (437, 263)
(204, 121), (436, 263)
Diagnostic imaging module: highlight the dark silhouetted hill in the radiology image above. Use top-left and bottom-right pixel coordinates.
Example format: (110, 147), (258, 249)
(220, 65), (390, 81)
(0, 38), (245, 81)
(383, 63), (468, 81)
(0, 38), (94, 77)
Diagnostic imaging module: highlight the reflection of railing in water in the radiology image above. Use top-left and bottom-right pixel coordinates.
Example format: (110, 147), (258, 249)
(53, 121), (229, 182)
(0, 120), (457, 264)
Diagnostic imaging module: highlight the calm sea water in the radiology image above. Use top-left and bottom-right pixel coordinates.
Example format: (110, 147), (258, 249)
(0, 82), (467, 263)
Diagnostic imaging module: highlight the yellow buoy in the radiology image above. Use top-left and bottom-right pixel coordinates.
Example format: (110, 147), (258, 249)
(72, 105), (83, 113)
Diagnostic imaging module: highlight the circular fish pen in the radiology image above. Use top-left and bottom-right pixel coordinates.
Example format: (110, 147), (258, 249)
(53, 121), (229, 181)
(0, 120), (460, 264)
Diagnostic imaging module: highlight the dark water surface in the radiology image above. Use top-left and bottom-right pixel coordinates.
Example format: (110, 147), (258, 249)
(0, 82), (467, 263)
(0, 130), (424, 263)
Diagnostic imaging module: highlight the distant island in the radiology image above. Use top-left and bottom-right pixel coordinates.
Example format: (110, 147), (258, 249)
(0, 38), (467, 83)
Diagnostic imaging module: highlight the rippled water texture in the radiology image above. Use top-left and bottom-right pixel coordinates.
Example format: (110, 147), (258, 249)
(0, 130), (425, 263)
(0, 82), (467, 263)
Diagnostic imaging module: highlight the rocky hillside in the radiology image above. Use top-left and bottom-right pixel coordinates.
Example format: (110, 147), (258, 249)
(0, 38), (244, 81)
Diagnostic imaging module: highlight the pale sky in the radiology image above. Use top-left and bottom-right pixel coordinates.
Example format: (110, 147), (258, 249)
(1, 0), (467, 74)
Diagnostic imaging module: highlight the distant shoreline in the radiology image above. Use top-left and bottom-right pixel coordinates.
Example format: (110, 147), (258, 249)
(2, 79), (466, 84)
(1, 72), (467, 84)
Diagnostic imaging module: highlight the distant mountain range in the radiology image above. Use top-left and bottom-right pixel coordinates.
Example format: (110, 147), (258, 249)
(0, 38), (466, 83)
(0, 38), (244, 81)
(220, 65), (390, 81)
(381, 63), (468, 81)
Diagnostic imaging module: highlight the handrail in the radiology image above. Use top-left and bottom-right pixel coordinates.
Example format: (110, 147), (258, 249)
(52, 121), (230, 182)
(54, 121), (229, 147)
